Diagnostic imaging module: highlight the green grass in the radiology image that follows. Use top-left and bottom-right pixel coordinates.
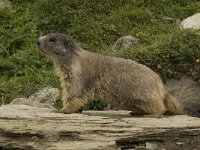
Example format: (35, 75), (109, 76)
(0, 0), (200, 105)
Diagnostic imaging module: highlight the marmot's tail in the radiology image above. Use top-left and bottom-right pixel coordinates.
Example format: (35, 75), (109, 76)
(164, 93), (184, 115)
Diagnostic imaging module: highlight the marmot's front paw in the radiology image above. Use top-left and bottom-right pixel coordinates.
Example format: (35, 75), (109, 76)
(58, 108), (72, 114)
(51, 108), (70, 114)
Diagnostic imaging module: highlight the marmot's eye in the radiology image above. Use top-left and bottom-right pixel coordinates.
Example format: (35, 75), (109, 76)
(49, 38), (56, 42)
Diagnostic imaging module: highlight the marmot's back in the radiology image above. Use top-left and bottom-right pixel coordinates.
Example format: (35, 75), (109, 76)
(81, 51), (167, 108)
(82, 51), (164, 91)
(83, 51), (162, 81)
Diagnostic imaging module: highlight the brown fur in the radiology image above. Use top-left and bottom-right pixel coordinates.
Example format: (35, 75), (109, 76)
(37, 33), (184, 117)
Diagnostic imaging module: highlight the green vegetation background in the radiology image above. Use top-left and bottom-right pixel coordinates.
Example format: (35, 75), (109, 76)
(0, 0), (200, 106)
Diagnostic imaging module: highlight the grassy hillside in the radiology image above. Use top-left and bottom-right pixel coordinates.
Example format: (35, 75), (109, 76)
(0, 0), (200, 105)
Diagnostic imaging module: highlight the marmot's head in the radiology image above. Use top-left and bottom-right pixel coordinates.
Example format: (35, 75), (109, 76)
(37, 33), (79, 58)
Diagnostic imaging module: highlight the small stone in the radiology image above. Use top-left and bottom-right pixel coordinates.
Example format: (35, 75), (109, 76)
(180, 13), (200, 30)
(29, 86), (60, 106)
(10, 98), (55, 109)
(162, 16), (174, 23)
(145, 142), (157, 150)
(175, 142), (185, 145)
(113, 36), (139, 51)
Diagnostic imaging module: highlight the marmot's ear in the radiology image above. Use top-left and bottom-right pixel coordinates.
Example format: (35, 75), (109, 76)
(64, 38), (77, 52)
(64, 38), (70, 48)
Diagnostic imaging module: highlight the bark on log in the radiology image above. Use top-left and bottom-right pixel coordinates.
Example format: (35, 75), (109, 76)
(0, 104), (199, 150)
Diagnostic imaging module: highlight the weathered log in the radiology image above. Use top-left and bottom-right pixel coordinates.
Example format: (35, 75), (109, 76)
(0, 104), (199, 150)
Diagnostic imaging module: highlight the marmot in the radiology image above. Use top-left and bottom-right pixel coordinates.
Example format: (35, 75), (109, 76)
(37, 33), (183, 117)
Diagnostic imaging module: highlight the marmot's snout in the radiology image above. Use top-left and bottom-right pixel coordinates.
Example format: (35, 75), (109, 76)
(37, 36), (47, 54)
(37, 36), (46, 46)
(37, 38), (43, 52)
(36, 39), (40, 47)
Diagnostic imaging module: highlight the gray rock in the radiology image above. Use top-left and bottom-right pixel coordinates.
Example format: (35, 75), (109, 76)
(10, 87), (60, 109)
(29, 86), (60, 106)
(113, 36), (139, 51)
(166, 76), (200, 117)
(180, 13), (200, 30)
(10, 98), (55, 109)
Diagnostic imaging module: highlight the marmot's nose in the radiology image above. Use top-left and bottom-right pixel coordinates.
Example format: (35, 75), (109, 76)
(36, 39), (40, 46)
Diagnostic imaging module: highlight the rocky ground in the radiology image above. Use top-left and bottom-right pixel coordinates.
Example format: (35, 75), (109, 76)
(0, 104), (199, 150)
